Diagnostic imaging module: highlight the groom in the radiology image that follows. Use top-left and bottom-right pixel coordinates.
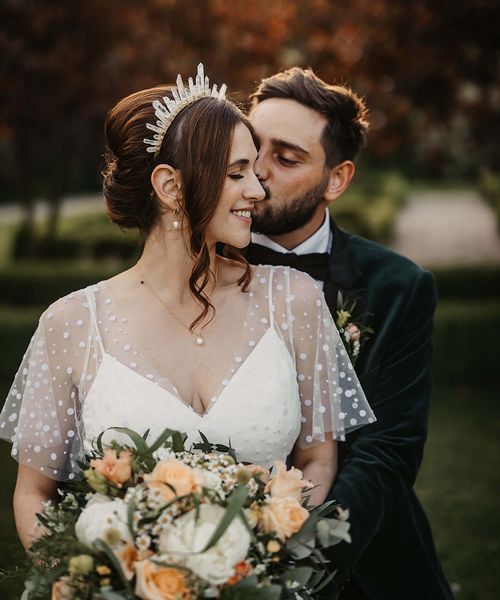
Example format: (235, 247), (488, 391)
(246, 68), (453, 600)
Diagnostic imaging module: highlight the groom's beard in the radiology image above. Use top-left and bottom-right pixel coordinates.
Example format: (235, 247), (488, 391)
(250, 173), (329, 236)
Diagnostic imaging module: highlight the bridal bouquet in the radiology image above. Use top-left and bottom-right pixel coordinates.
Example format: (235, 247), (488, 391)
(24, 428), (350, 599)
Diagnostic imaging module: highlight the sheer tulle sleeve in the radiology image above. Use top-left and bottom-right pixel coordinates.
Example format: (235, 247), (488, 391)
(0, 293), (90, 481)
(273, 267), (376, 448)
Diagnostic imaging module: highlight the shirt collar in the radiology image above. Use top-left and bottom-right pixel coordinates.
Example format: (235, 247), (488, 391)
(251, 207), (333, 255)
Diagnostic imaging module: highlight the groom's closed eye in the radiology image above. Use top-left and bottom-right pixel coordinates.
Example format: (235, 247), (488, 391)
(277, 155), (299, 166)
(271, 139), (309, 167)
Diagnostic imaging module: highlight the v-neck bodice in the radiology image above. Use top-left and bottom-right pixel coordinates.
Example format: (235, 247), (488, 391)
(81, 327), (301, 467)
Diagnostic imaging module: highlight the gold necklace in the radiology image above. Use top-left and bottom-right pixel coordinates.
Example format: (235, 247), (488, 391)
(138, 262), (219, 346)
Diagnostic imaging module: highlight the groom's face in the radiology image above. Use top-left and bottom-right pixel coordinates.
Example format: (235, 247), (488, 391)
(250, 98), (329, 235)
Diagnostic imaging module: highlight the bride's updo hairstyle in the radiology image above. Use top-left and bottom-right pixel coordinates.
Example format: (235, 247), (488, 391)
(102, 85), (254, 330)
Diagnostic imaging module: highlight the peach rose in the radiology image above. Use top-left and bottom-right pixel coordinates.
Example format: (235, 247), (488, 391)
(90, 449), (133, 487)
(242, 463), (270, 483)
(227, 560), (253, 585)
(345, 323), (361, 342)
(265, 461), (313, 501)
(259, 497), (309, 542)
(144, 459), (200, 501)
(114, 542), (138, 581)
(135, 560), (191, 600)
(51, 577), (74, 600)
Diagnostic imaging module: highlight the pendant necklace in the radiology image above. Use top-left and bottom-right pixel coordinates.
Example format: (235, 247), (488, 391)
(138, 262), (219, 346)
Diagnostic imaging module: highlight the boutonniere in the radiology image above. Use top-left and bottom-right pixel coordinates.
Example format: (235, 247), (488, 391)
(335, 290), (373, 365)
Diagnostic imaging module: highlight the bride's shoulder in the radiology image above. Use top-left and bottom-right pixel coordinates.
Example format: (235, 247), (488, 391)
(38, 284), (97, 329)
(251, 265), (325, 310)
(262, 265), (322, 295)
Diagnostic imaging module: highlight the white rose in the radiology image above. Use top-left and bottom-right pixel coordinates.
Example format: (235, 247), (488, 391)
(75, 498), (132, 549)
(85, 492), (111, 508)
(159, 503), (250, 585)
(196, 469), (223, 492)
(152, 447), (176, 462)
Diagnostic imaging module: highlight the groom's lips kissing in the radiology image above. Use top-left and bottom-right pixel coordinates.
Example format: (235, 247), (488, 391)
(230, 206), (253, 224)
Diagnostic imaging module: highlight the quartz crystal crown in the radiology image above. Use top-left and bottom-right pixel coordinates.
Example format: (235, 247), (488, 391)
(143, 63), (227, 156)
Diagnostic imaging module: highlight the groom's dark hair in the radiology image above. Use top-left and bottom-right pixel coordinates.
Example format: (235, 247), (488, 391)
(250, 67), (369, 167)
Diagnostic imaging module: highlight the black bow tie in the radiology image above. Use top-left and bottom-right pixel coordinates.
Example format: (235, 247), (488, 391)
(246, 243), (330, 281)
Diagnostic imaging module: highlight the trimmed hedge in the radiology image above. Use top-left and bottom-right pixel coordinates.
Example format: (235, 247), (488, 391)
(433, 300), (500, 383)
(1, 263), (499, 307)
(1, 301), (498, 386)
(433, 266), (500, 300)
(0, 307), (42, 383)
(0, 261), (131, 306)
(11, 212), (141, 261)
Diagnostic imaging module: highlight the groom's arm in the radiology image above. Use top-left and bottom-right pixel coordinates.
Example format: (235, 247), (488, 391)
(325, 269), (437, 595)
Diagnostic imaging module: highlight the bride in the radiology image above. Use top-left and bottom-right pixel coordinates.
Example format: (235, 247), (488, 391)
(0, 65), (375, 550)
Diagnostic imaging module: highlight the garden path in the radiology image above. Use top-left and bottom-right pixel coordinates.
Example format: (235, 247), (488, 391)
(389, 189), (500, 267)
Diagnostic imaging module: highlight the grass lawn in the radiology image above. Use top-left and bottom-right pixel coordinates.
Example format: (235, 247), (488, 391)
(415, 384), (500, 599)
(0, 383), (498, 598)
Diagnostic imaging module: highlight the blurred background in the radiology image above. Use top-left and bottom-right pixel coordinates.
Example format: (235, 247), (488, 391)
(0, 1), (499, 598)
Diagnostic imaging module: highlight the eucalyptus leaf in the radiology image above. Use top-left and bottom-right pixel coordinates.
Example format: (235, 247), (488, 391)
(309, 500), (338, 519)
(196, 430), (213, 453)
(107, 427), (148, 453)
(95, 429), (105, 454)
(287, 540), (314, 560)
(145, 428), (178, 455)
(280, 565), (313, 588)
(221, 576), (281, 599)
(238, 508), (257, 543)
(172, 430), (186, 452)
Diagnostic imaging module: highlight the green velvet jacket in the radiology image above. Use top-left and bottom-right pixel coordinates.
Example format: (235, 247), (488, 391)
(317, 220), (452, 599)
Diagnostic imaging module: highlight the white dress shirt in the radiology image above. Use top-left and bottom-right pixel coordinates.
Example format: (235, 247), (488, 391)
(251, 207), (333, 288)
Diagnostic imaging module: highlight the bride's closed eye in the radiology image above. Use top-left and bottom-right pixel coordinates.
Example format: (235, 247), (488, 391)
(228, 173), (244, 180)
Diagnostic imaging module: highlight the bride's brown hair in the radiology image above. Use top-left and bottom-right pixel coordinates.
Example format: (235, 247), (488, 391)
(102, 86), (253, 331)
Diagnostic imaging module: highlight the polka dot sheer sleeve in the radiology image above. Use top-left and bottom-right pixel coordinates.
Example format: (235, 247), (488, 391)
(0, 292), (90, 481)
(272, 267), (376, 447)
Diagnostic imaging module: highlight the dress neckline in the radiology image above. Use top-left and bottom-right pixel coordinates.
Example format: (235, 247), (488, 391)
(87, 327), (285, 418)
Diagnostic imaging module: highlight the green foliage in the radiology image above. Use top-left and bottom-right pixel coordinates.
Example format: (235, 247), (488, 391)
(12, 213), (141, 262)
(220, 575), (281, 599)
(0, 261), (127, 307)
(330, 171), (408, 243)
(415, 384), (500, 600)
(432, 266), (500, 300)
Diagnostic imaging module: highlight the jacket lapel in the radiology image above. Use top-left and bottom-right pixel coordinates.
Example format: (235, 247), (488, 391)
(324, 219), (362, 314)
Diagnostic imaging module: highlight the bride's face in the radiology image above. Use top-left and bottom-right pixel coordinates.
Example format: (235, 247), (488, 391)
(205, 122), (265, 248)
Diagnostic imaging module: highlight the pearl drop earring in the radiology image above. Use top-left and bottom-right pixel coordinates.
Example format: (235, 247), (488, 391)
(173, 206), (180, 230)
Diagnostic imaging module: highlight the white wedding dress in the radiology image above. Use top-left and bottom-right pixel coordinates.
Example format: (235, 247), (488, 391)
(0, 265), (375, 480)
